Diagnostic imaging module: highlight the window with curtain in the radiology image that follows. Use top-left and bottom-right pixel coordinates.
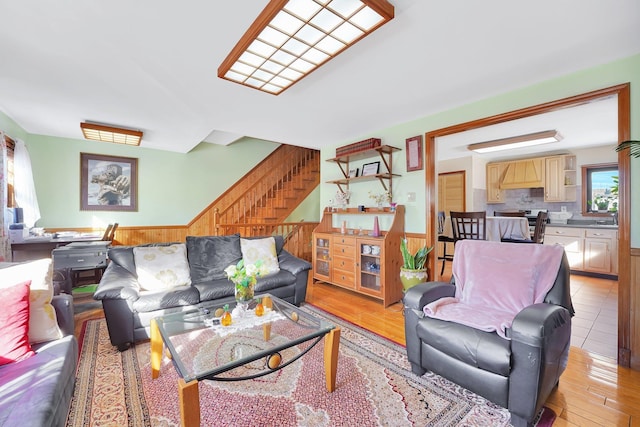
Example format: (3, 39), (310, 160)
(5, 135), (15, 208)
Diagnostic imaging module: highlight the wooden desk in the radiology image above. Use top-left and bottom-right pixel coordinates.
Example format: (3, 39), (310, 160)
(11, 236), (103, 262)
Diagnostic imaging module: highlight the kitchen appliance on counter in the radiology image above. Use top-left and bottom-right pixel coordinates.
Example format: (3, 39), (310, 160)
(524, 209), (548, 234)
(548, 211), (573, 225)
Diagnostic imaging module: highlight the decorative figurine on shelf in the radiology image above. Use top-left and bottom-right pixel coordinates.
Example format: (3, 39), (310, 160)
(372, 216), (380, 237)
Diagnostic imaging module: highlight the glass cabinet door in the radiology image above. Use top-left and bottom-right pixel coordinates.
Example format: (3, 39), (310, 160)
(358, 239), (382, 295)
(314, 234), (331, 281)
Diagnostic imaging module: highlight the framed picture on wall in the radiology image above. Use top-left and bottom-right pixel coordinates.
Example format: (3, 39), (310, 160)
(80, 153), (138, 211)
(406, 135), (423, 171)
(362, 161), (380, 176)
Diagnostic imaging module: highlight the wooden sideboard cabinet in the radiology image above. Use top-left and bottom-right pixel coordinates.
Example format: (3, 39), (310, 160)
(312, 205), (405, 307)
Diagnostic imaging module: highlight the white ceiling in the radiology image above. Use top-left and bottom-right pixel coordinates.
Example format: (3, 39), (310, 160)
(0, 1), (638, 153)
(437, 96), (619, 162)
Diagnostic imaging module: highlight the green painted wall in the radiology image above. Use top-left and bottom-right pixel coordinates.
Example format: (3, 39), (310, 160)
(286, 187), (320, 223)
(0, 113), (28, 141)
(320, 53), (640, 246)
(25, 134), (282, 228)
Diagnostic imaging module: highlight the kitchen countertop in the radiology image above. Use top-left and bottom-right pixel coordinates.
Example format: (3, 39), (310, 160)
(547, 220), (618, 230)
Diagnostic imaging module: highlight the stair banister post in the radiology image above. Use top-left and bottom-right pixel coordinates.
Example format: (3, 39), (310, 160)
(213, 208), (220, 236)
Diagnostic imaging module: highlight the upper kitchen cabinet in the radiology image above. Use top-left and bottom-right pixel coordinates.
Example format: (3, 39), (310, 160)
(544, 155), (577, 202)
(486, 154), (576, 203)
(486, 163), (505, 203)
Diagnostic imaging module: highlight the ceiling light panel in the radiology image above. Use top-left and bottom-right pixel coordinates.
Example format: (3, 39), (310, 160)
(218, 0), (394, 95)
(467, 130), (563, 154)
(80, 122), (143, 146)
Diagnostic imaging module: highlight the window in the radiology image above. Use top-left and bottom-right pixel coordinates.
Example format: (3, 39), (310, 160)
(581, 163), (618, 214)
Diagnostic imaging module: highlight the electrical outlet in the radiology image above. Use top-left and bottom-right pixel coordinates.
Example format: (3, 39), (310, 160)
(561, 206), (567, 212)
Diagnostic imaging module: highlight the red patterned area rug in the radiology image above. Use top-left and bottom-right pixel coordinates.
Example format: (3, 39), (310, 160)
(67, 305), (554, 426)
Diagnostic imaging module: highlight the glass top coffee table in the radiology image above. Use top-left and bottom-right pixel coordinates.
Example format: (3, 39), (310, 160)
(150, 294), (341, 427)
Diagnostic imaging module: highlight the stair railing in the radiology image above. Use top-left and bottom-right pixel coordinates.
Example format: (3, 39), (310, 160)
(188, 145), (319, 236)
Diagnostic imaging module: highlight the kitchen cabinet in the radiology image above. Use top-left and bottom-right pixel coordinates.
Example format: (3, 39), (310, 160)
(486, 163), (504, 203)
(312, 205), (405, 306)
(544, 226), (618, 276)
(544, 155), (576, 202)
(544, 227), (584, 270)
(500, 158), (544, 189)
(326, 145), (401, 198)
(584, 228), (617, 275)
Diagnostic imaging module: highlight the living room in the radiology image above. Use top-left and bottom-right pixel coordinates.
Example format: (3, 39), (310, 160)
(1, 1), (640, 426)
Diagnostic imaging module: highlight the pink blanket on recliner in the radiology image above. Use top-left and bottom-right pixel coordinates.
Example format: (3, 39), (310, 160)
(424, 240), (564, 338)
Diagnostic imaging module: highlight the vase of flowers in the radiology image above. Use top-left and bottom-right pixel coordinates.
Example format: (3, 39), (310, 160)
(225, 259), (262, 315)
(368, 190), (391, 209)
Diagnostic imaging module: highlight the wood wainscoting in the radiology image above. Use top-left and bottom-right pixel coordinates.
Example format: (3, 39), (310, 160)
(47, 221), (317, 262)
(403, 233), (434, 281)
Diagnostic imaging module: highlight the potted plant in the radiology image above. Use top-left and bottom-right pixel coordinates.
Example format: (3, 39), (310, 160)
(399, 237), (433, 292)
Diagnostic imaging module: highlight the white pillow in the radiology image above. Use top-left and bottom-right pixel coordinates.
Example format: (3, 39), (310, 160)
(0, 258), (63, 344)
(133, 244), (192, 291)
(240, 237), (280, 276)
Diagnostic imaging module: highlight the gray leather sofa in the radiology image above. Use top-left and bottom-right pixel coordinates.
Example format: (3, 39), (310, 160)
(0, 293), (78, 427)
(403, 250), (573, 427)
(94, 234), (311, 351)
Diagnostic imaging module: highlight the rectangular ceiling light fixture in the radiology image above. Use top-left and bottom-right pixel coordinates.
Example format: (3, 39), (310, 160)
(218, 0), (394, 95)
(80, 122), (143, 146)
(467, 130), (563, 154)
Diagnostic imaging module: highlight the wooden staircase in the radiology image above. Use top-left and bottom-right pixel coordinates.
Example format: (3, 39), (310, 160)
(188, 144), (320, 236)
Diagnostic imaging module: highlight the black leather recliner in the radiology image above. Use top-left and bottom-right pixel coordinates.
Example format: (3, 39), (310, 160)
(403, 242), (574, 427)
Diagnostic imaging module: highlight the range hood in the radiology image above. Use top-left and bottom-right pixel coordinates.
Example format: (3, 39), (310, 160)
(499, 158), (544, 189)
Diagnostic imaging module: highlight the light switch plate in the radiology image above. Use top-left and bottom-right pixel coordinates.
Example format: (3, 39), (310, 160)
(407, 192), (416, 203)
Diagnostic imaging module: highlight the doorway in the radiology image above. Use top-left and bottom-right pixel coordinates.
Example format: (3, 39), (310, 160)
(424, 84), (631, 366)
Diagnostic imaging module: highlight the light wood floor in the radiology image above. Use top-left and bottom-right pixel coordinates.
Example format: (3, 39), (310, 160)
(76, 277), (640, 426)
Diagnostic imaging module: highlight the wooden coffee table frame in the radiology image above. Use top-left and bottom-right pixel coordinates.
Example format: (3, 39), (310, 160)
(150, 298), (341, 427)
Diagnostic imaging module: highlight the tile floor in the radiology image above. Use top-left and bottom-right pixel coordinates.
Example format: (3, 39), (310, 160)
(569, 274), (618, 359)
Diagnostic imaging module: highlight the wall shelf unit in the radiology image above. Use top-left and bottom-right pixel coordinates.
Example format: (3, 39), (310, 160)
(326, 145), (401, 196)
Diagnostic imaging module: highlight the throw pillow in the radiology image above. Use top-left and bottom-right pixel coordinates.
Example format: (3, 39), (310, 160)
(240, 237), (280, 276)
(186, 234), (242, 283)
(133, 243), (192, 292)
(0, 281), (35, 365)
(0, 259), (63, 344)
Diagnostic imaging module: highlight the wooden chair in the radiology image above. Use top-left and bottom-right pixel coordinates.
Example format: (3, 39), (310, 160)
(530, 211), (548, 244)
(437, 211), (455, 275)
(502, 211), (548, 244)
(493, 211), (526, 217)
(101, 224), (114, 241)
(450, 211), (487, 242)
(107, 223), (118, 242)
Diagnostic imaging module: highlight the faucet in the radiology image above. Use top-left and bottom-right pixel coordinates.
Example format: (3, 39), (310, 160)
(612, 212), (618, 225)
